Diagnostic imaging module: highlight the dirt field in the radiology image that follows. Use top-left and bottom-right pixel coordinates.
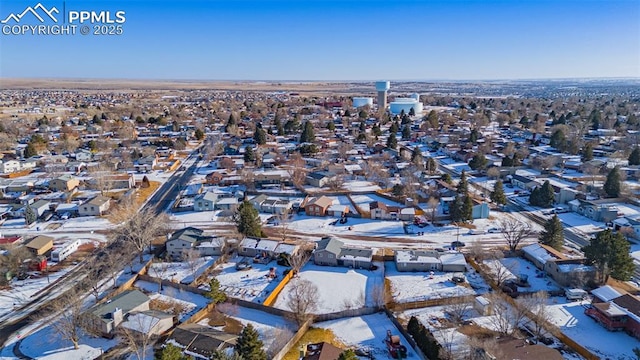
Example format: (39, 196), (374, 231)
(0, 78), (372, 95)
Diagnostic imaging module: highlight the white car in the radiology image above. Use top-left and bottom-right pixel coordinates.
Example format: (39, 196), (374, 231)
(487, 227), (503, 233)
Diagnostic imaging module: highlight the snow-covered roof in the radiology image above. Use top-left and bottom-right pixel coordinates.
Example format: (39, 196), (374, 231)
(591, 285), (623, 302)
(395, 250), (440, 264)
(240, 237), (279, 252)
(440, 253), (467, 266)
(522, 243), (554, 265)
(556, 263), (595, 273)
(400, 207), (416, 215)
(327, 204), (349, 212)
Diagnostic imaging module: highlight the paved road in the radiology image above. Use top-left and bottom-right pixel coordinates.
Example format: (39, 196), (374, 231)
(0, 145), (204, 348)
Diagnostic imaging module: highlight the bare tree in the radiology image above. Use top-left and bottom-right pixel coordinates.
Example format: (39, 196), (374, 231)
(286, 248), (311, 275)
(485, 251), (518, 288)
(183, 248), (201, 278)
(149, 259), (170, 292)
(286, 279), (319, 325)
(427, 197), (439, 222)
(110, 204), (169, 262)
(486, 292), (527, 336)
(266, 326), (295, 358)
(443, 297), (473, 325)
(287, 153), (307, 190)
(499, 218), (533, 252)
(486, 167), (500, 180)
(118, 314), (157, 360)
(46, 292), (87, 350)
(276, 208), (292, 242)
(522, 291), (557, 342)
(468, 240), (486, 262)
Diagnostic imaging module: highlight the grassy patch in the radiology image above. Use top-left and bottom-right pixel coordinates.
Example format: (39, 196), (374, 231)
(282, 327), (345, 360)
(135, 181), (160, 207)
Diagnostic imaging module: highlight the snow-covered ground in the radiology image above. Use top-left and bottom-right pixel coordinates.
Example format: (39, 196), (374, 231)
(208, 258), (289, 303)
(133, 280), (210, 321)
(547, 298), (638, 360)
(147, 256), (217, 284)
(274, 263), (384, 314)
(215, 303), (297, 355)
(0, 267), (73, 319)
(341, 181), (381, 192)
(17, 322), (118, 360)
(386, 262), (479, 303)
(483, 257), (561, 293)
(315, 313), (417, 358)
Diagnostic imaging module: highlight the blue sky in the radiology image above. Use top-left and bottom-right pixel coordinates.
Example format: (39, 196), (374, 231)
(0, 0), (638, 80)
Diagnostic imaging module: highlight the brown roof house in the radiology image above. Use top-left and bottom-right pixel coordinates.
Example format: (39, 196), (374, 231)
(48, 174), (80, 192)
(301, 342), (343, 360)
(25, 235), (54, 256)
(305, 196), (334, 217)
(168, 323), (238, 358)
(78, 196), (112, 217)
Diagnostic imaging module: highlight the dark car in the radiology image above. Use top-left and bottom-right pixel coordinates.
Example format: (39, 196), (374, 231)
(451, 241), (466, 248)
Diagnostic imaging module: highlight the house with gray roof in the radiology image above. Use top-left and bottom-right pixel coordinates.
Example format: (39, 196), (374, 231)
(193, 192), (218, 212)
(313, 237), (373, 269)
(166, 227), (222, 259)
(84, 289), (150, 337)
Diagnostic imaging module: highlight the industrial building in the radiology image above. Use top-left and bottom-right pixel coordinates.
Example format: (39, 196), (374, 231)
(389, 93), (423, 115)
(375, 81), (390, 109)
(352, 97), (373, 108)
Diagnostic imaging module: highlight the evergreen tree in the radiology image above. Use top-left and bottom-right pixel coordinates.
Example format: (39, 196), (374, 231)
(24, 142), (38, 158)
(461, 195), (474, 222)
(425, 110), (438, 129)
(468, 153), (488, 170)
(539, 181), (555, 207)
(156, 344), (188, 360)
(501, 156), (513, 167)
(441, 173), (452, 184)
(411, 147), (423, 166)
(549, 129), (566, 150)
(529, 187), (541, 206)
(274, 116), (285, 135)
(194, 128), (205, 141)
(358, 109), (368, 119)
(409, 107), (415, 117)
(338, 349), (359, 360)
(206, 278), (227, 304)
(629, 147), (640, 166)
(234, 200), (264, 237)
(300, 121), (315, 143)
(386, 132), (397, 149)
(389, 121), (399, 134)
(343, 109), (351, 117)
(581, 143), (594, 162)
(234, 324), (267, 360)
(402, 125), (411, 140)
(468, 129), (479, 143)
(243, 146), (255, 163)
(24, 205), (37, 225)
(583, 229), (635, 282)
(326, 121), (335, 132)
(425, 157), (438, 174)
(253, 128), (266, 145)
(539, 215), (564, 250)
(490, 180), (507, 205)
(227, 114), (236, 127)
(372, 123), (382, 137)
(603, 166), (622, 198)
(457, 171), (468, 194)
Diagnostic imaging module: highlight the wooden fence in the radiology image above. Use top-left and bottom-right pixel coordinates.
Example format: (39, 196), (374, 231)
(263, 269), (294, 306)
(384, 307), (428, 360)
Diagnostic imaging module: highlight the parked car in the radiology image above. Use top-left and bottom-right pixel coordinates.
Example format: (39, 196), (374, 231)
(451, 241), (466, 248)
(565, 288), (588, 301)
(487, 227), (503, 233)
(554, 207), (569, 214)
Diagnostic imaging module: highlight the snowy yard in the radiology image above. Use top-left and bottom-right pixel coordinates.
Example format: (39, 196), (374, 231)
(215, 304), (297, 355)
(147, 256), (217, 284)
(207, 258), (289, 303)
(0, 267), (73, 319)
(274, 263), (384, 314)
(133, 280), (210, 321)
(483, 257), (561, 293)
(17, 322), (118, 360)
(386, 262), (479, 303)
(315, 313), (417, 358)
(547, 298), (639, 360)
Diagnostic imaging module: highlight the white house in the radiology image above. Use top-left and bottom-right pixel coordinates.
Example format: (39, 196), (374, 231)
(0, 160), (21, 174)
(193, 192), (217, 212)
(78, 196), (111, 216)
(51, 239), (81, 262)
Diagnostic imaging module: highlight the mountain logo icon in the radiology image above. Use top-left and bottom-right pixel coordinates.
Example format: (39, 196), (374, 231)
(1, 3), (59, 24)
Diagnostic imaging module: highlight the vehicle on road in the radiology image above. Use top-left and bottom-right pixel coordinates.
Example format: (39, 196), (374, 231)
(487, 227), (503, 233)
(451, 241), (466, 248)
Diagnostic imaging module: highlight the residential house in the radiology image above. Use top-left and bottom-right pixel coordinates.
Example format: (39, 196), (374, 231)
(78, 196), (111, 216)
(510, 174), (537, 190)
(370, 201), (415, 221)
(237, 237), (280, 259)
(84, 289), (151, 337)
(103, 173), (136, 190)
(215, 197), (239, 212)
(49, 174), (80, 192)
(135, 155), (157, 172)
(305, 196), (334, 217)
(394, 250), (467, 272)
(326, 204), (350, 218)
(168, 323), (238, 358)
(439, 197), (490, 219)
(522, 244), (595, 287)
(250, 194), (268, 211)
(585, 293), (640, 339)
(306, 172), (335, 188)
(0, 160), (21, 174)
(193, 192), (218, 212)
(570, 198), (624, 223)
(25, 235), (53, 256)
(75, 149), (93, 161)
(313, 237), (373, 269)
(482, 337), (564, 360)
(120, 310), (175, 337)
(166, 227), (222, 259)
(30, 199), (51, 218)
